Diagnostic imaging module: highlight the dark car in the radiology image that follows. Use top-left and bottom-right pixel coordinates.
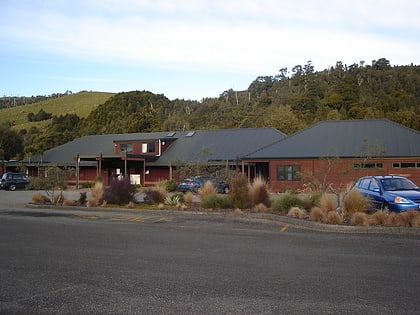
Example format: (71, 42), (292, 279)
(353, 175), (420, 212)
(0, 172), (30, 191)
(178, 176), (229, 194)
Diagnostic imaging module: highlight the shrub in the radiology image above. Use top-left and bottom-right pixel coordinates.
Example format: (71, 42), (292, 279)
(201, 194), (230, 210)
(250, 176), (270, 207)
(302, 191), (323, 210)
(287, 207), (307, 219)
(350, 212), (369, 226)
(343, 189), (371, 216)
(78, 192), (87, 206)
(143, 188), (166, 205)
(228, 173), (251, 209)
(104, 178), (136, 205)
(81, 182), (93, 189)
(319, 193), (337, 213)
(326, 211), (343, 225)
(165, 193), (184, 206)
(271, 192), (304, 213)
(63, 198), (76, 206)
(309, 207), (326, 223)
(164, 180), (178, 192)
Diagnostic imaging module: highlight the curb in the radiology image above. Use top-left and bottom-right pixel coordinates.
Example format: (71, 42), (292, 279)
(25, 203), (420, 236)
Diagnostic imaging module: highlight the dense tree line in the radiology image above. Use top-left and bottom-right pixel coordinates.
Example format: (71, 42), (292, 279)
(2, 58), (419, 160)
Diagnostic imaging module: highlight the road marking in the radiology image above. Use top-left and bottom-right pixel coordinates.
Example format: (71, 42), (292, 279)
(280, 224), (289, 233)
(130, 217), (145, 222)
(71, 215), (100, 220)
(154, 217), (167, 223)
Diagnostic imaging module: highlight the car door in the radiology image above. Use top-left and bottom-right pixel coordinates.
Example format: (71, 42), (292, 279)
(367, 178), (383, 210)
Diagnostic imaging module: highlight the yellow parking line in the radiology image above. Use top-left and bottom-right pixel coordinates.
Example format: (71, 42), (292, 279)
(154, 217), (167, 223)
(280, 224), (289, 233)
(111, 217), (127, 221)
(130, 217), (145, 222)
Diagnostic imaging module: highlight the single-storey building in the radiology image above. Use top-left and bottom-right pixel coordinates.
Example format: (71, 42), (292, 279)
(242, 119), (420, 192)
(21, 128), (286, 186)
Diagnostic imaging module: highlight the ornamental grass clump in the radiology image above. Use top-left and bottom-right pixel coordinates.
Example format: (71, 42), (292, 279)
(326, 211), (343, 225)
(31, 192), (51, 204)
(350, 212), (369, 226)
(250, 176), (270, 207)
(309, 206), (326, 223)
(184, 191), (194, 207)
(271, 192), (304, 214)
(343, 189), (371, 216)
(199, 181), (217, 199)
(88, 181), (105, 207)
(368, 211), (389, 226)
(319, 193), (337, 213)
(228, 173), (251, 209)
(287, 207), (307, 219)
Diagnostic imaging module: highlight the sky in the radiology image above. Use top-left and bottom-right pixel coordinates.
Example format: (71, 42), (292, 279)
(1, 0), (419, 101)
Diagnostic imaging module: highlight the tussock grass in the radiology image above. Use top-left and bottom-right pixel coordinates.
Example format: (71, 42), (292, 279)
(184, 191), (194, 206)
(319, 193), (337, 213)
(343, 189), (370, 215)
(254, 203), (269, 213)
(350, 212), (369, 226)
(396, 210), (420, 227)
(91, 181), (104, 203)
(200, 181), (217, 199)
(31, 193), (51, 204)
(250, 176), (270, 207)
(368, 211), (388, 226)
(309, 207), (326, 223)
(287, 207), (307, 219)
(228, 173), (251, 209)
(63, 198), (75, 206)
(326, 211), (343, 225)
(271, 192), (304, 213)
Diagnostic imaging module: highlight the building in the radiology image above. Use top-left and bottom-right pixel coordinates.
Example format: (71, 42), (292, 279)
(243, 119), (420, 192)
(22, 128), (286, 186)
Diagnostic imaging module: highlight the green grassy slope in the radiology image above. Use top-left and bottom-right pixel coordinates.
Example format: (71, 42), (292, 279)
(0, 91), (114, 130)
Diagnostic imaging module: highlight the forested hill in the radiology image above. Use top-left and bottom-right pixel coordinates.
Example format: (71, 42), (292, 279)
(1, 58), (419, 160)
(80, 58), (419, 136)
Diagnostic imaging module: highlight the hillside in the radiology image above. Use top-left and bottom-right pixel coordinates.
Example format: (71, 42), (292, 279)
(0, 91), (114, 130)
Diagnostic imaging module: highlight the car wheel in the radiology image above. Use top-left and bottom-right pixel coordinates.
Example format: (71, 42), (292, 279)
(223, 187), (229, 194)
(9, 184), (16, 191)
(381, 203), (390, 213)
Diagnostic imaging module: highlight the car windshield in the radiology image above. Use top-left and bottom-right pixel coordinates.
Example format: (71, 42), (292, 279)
(380, 178), (418, 191)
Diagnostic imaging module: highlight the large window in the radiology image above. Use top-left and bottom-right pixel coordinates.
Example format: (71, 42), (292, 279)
(277, 165), (301, 181)
(392, 162), (420, 169)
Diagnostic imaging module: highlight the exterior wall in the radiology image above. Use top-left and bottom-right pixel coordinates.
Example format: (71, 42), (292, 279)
(266, 157), (420, 192)
(144, 167), (170, 186)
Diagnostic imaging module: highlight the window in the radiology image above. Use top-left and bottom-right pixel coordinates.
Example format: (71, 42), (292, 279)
(141, 142), (156, 153)
(186, 131), (195, 137)
(392, 162), (419, 169)
(120, 143), (133, 153)
(277, 165), (300, 181)
(353, 163), (383, 169)
(369, 179), (379, 191)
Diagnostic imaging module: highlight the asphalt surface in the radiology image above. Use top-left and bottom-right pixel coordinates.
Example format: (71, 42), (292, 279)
(0, 189), (420, 314)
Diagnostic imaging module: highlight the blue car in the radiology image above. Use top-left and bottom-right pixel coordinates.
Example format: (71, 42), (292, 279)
(354, 175), (420, 212)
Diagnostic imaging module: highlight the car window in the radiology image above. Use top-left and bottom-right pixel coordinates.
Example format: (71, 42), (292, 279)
(359, 178), (370, 189)
(369, 179), (379, 191)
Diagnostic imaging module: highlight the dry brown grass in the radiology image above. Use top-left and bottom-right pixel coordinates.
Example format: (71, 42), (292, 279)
(63, 198), (76, 206)
(91, 181), (104, 203)
(309, 207), (326, 223)
(343, 189), (371, 216)
(287, 207), (307, 219)
(254, 203), (269, 213)
(199, 181), (217, 199)
(326, 211), (343, 225)
(350, 212), (369, 226)
(368, 211), (389, 226)
(250, 176), (270, 207)
(126, 201), (135, 209)
(395, 210), (420, 227)
(31, 193), (51, 204)
(184, 191), (194, 206)
(319, 193), (337, 213)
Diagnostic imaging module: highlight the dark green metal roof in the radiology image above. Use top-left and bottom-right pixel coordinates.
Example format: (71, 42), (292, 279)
(25, 128), (286, 166)
(245, 119), (420, 159)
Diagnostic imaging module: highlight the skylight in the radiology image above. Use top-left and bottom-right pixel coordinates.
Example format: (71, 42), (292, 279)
(186, 131), (195, 137)
(166, 131), (176, 137)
